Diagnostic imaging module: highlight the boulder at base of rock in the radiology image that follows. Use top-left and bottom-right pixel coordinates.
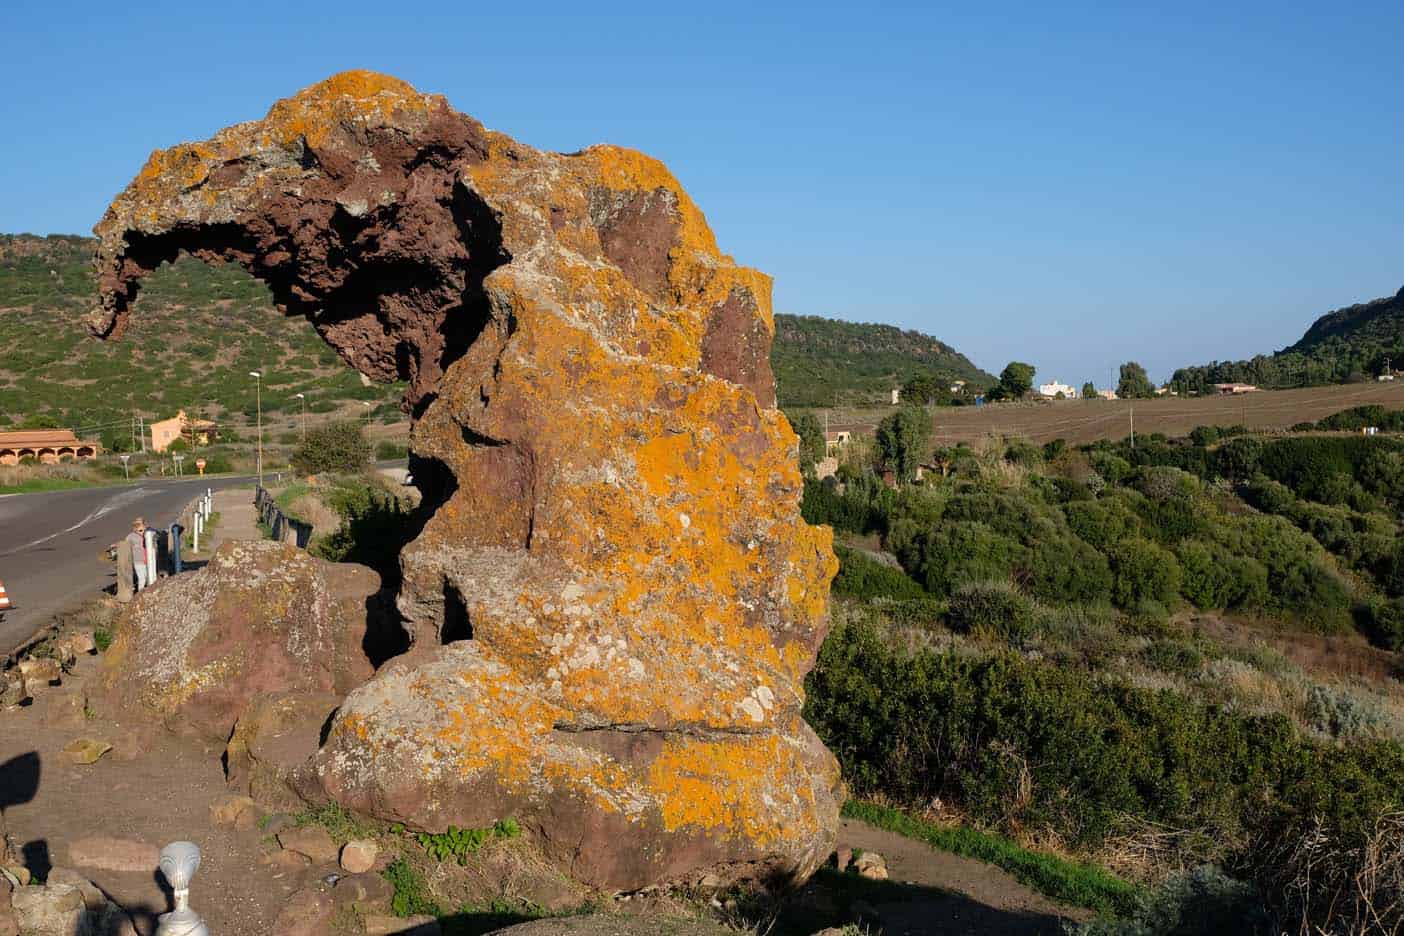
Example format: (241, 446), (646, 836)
(10, 884), (84, 936)
(93, 70), (842, 892)
(96, 541), (383, 742)
(224, 692), (340, 810)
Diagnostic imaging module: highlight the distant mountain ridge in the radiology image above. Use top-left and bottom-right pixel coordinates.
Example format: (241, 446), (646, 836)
(1172, 286), (1404, 392)
(772, 313), (995, 407)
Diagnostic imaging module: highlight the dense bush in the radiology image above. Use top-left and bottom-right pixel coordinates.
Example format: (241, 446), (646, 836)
(1074, 865), (1271, 936)
(1358, 597), (1404, 651)
(292, 420), (372, 475)
(900, 520), (1022, 595)
(946, 581), (1035, 642)
(831, 546), (925, 601)
(804, 619), (1404, 933)
(1108, 537), (1181, 608)
(310, 476), (415, 585)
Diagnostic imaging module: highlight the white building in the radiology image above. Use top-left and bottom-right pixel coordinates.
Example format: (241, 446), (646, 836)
(1038, 380), (1077, 399)
(891, 387), (901, 405)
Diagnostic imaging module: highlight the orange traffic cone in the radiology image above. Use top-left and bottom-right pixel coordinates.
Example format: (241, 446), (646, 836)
(0, 581), (10, 611)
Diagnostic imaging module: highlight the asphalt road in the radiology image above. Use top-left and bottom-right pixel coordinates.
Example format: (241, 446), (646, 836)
(0, 475), (255, 654)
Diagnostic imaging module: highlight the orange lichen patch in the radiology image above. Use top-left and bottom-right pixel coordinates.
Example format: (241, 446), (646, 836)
(260, 70), (433, 148)
(646, 733), (817, 844)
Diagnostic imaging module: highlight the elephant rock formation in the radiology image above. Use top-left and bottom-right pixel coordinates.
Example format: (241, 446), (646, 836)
(92, 71), (840, 890)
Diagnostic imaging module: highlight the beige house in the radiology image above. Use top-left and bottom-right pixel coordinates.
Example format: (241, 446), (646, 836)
(0, 429), (101, 465)
(150, 410), (219, 452)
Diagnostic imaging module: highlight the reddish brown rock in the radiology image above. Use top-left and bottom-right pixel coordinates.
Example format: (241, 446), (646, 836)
(224, 692), (340, 810)
(67, 837), (158, 874)
(92, 71), (841, 891)
(277, 827), (339, 865)
(96, 541), (380, 742)
(271, 886), (335, 936)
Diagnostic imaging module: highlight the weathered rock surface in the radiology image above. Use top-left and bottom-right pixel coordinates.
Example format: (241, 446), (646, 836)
(224, 691), (341, 810)
(96, 541), (380, 741)
(93, 71), (840, 890)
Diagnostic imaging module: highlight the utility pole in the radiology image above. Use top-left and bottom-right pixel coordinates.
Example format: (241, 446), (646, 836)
(249, 371), (263, 489)
(1129, 405), (1135, 450)
(294, 392), (306, 442)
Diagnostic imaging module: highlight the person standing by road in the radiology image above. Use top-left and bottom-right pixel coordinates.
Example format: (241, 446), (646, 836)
(128, 518), (152, 592)
(114, 532), (135, 603)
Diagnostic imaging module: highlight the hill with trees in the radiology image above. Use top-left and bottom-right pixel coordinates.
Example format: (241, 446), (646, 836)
(772, 313), (994, 407)
(1172, 286), (1404, 392)
(0, 234), (404, 450)
(2, 235), (993, 427)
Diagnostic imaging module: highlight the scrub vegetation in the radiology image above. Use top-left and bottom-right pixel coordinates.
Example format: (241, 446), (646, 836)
(802, 412), (1404, 933)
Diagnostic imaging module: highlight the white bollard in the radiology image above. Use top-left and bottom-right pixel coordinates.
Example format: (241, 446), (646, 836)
(192, 513), (200, 554)
(156, 841), (209, 936)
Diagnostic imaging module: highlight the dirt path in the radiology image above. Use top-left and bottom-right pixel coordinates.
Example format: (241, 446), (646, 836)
(0, 652), (294, 933)
(822, 818), (1093, 935)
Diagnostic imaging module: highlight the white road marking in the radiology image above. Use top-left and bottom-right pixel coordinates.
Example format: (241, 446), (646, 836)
(0, 487), (153, 556)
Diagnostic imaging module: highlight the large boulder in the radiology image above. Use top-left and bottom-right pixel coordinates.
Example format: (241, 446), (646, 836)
(92, 71), (841, 891)
(96, 541), (380, 741)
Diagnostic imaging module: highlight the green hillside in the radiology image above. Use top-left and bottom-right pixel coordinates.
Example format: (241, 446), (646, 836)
(0, 234), (404, 450)
(1172, 286), (1404, 392)
(1, 234), (993, 430)
(773, 313), (994, 407)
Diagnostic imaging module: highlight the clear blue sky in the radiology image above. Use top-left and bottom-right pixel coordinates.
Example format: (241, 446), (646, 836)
(3, 1), (1401, 384)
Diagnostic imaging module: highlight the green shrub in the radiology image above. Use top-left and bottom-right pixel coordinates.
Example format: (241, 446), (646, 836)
(1189, 425), (1222, 447)
(804, 618), (1404, 933)
(1304, 685), (1384, 740)
(311, 478), (414, 585)
(1357, 597), (1404, 650)
(1073, 865), (1270, 936)
(291, 420), (371, 475)
(946, 581), (1036, 643)
(1216, 437), (1263, 479)
(417, 818), (521, 865)
(1143, 639), (1204, 677)
(383, 857), (439, 918)
(902, 521), (1023, 596)
(1109, 537), (1181, 608)
(832, 546), (925, 601)
(1065, 497), (1137, 549)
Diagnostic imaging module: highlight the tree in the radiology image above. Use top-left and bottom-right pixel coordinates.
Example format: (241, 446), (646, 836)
(785, 411), (825, 468)
(1082, 382), (1097, 400)
(1117, 361), (1156, 399)
(292, 420), (372, 475)
(875, 407), (932, 484)
(996, 362), (1035, 400)
(901, 372), (952, 406)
